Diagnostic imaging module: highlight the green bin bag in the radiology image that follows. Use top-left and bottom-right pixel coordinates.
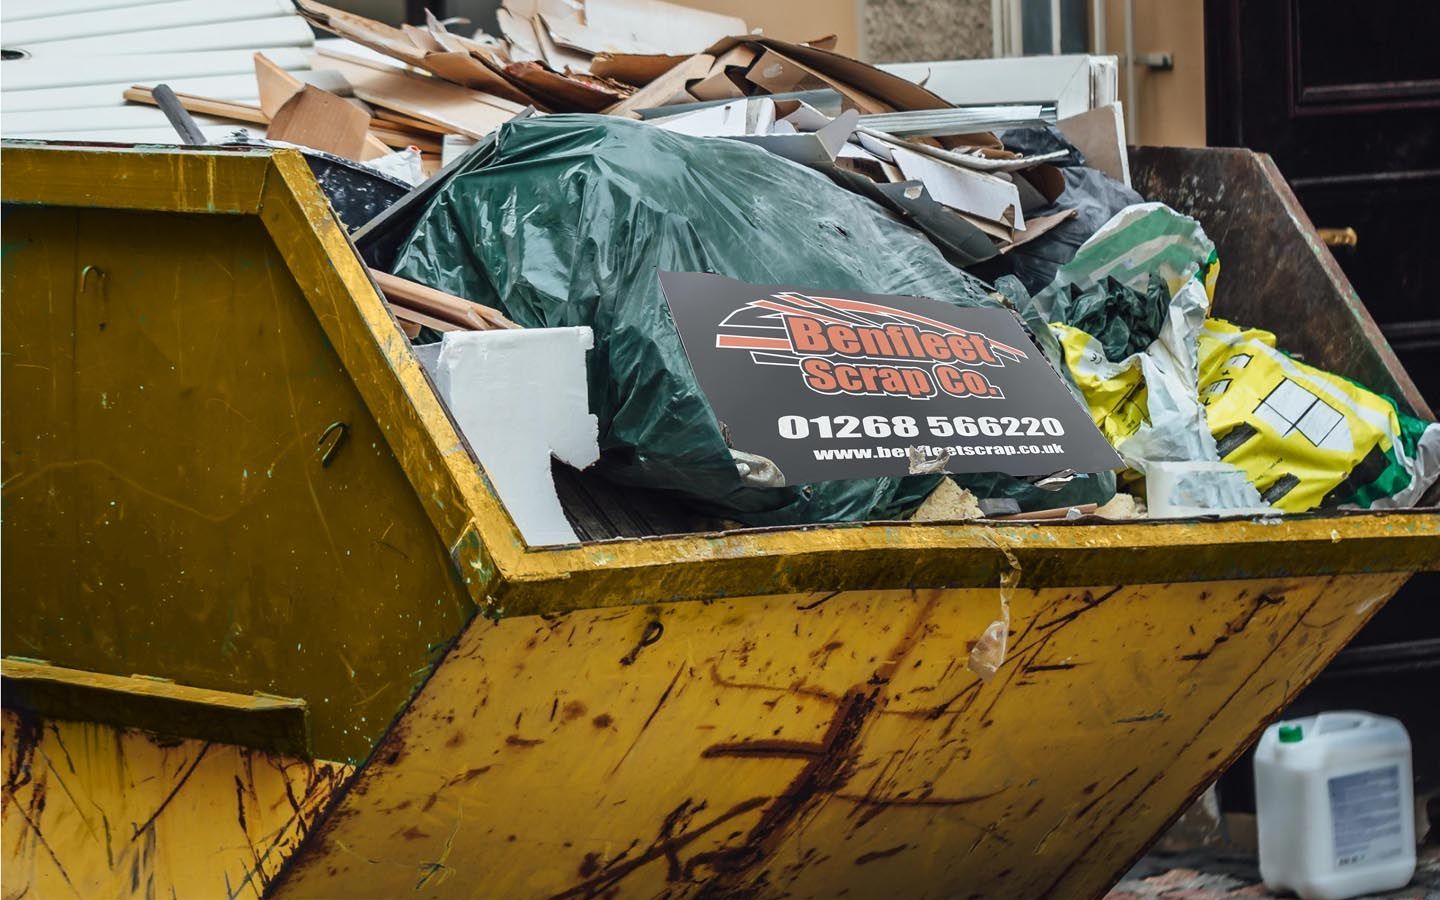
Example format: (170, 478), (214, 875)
(392, 115), (1107, 524)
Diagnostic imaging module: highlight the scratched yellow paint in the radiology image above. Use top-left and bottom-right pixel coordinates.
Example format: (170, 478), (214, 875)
(0, 710), (350, 899)
(1, 177), (476, 763)
(3, 144), (1438, 900)
(269, 574), (1408, 900)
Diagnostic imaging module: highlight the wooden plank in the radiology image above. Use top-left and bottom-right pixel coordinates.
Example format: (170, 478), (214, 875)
(371, 111), (452, 135)
(391, 305), (460, 333)
(124, 86), (268, 125)
(371, 269), (518, 331)
(360, 131), (393, 160)
(255, 51), (304, 119)
(991, 503), (1099, 521)
(369, 127), (442, 153)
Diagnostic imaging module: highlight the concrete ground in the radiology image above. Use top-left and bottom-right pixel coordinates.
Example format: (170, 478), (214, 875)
(1107, 844), (1440, 899)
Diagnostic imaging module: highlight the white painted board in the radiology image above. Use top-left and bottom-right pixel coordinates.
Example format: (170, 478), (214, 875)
(16, 16), (313, 56)
(1, 75), (264, 111)
(2, 47), (310, 91)
(2, 0), (294, 44)
(880, 54), (1118, 120)
(424, 327), (601, 547)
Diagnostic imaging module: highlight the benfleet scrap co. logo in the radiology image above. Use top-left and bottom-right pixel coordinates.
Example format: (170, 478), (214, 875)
(713, 291), (1027, 400)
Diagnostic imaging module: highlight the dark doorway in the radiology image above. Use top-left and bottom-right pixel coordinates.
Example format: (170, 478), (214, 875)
(1204, 0), (1440, 813)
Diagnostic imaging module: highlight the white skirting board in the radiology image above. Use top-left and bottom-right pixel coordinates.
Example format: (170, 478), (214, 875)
(0, 121), (258, 144)
(4, 104), (257, 134)
(3, 0), (230, 22)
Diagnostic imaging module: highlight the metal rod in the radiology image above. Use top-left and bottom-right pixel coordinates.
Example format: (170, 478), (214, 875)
(856, 125), (1069, 171)
(152, 83), (207, 146)
(1092, 0), (1107, 55)
(1050, 0), (1062, 54)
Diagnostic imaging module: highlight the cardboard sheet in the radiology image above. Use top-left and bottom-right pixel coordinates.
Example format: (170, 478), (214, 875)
(255, 51), (303, 120)
(299, 0), (536, 106)
(505, 61), (629, 112)
(531, 12), (595, 72)
(313, 55), (520, 138)
(890, 145), (1024, 230)
(743, 46), (891, 114)
(686, 66), (747, 100)
(605, 52), (714, 116)
(705, 35), (954, 113)
(591, 51), (688, 86)
(1058, 102), (1130, 186)
(652, 97), (859, 165)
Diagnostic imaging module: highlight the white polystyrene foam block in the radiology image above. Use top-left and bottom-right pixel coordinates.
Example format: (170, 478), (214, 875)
(427, 327), (599, 546)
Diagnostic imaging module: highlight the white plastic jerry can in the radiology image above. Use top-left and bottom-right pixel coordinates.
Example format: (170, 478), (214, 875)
(1255, 711), (1416, 900)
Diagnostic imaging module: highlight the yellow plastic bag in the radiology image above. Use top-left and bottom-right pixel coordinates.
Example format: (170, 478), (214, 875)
(1197, 319), (1437, 511)
(1051, 323), (1148, 449)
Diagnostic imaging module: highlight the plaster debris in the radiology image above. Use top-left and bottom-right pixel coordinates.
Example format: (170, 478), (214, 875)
(913, 479), (982, 521)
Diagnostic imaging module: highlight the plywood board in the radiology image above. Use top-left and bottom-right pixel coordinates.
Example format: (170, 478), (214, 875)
(266, 84), (372, 159)
(313, 54), (519, 139)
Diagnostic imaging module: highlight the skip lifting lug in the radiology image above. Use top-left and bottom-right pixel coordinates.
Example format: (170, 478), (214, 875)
(315, 421), (350, 468)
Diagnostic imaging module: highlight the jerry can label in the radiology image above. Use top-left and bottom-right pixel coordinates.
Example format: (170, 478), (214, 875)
(1329, 765), (1406, 869)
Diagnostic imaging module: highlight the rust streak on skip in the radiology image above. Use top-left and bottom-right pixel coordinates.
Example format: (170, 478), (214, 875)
(854, 844), (910, 865)
(548, 797), (769, 899)
(686, 592), (943, 896)
(701, 740), (826, 760)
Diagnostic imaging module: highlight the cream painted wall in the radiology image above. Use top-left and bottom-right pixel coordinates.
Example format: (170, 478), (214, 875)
(680, 0), (864, 56)
(1103, 0), (1207, 147)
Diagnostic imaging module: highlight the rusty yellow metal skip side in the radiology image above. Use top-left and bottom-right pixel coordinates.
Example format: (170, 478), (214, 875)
(267, 574), (1408, 900)
(1, 146), (479, 762)
(2, 706), (350, 899)
(3, 144), (1438, 899)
